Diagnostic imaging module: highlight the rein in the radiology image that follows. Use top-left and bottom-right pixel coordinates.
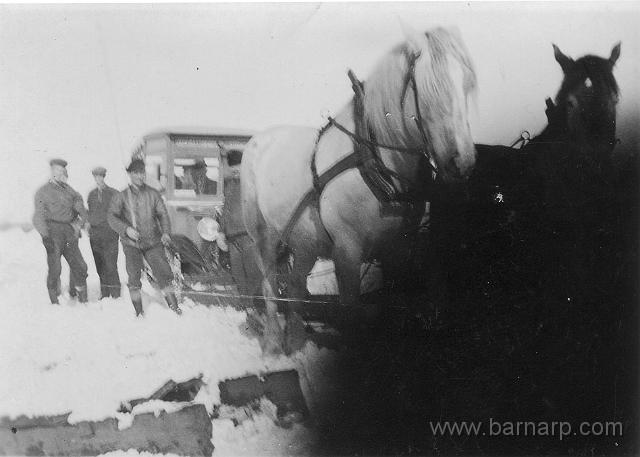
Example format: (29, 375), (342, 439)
(326, 116), (437, 171)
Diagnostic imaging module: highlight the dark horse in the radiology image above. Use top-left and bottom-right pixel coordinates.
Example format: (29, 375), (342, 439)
(433, 42), (621, 307)
(379, 42), (630, 457)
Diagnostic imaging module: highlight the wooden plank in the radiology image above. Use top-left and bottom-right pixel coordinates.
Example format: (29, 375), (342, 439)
(0, 404), (213, 456)
(119, 377), (204, 413)
(218, 370), (308, 422)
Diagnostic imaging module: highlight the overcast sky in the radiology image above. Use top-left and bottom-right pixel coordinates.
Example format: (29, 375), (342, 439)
(1, 2), (638, 222)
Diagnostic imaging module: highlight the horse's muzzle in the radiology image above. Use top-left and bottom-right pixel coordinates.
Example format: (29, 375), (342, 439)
(443, 155), (473, 183)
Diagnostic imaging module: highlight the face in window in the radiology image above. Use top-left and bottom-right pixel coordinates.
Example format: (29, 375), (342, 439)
(192, 160), (218, 195)
(173, 158), (219, 197)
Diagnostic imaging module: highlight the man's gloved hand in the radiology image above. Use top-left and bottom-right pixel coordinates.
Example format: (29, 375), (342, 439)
(161, 233), (172, 246)
(126, 227), (140, 241)
(215, 233), (229, 252)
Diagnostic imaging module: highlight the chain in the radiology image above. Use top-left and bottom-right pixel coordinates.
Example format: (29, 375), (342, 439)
(179, 288), (413, 311)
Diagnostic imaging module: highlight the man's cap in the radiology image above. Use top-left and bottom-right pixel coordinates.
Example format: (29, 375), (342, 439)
(49, 158), (68, 168)
(92, 166), (107, 176)
(193, 159), (207, 169)
(126, 159), (146, 173)
(226, 150), (243, 167)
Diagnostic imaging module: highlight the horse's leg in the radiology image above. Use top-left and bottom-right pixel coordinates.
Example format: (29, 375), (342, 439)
(257, 221), (297, 354)
(332, 241), (374, 328)
(244, 203), (286, 354)
(250, 234), (287, 355)
(332, 247), (361, 304)
(283, 251), (317, 353)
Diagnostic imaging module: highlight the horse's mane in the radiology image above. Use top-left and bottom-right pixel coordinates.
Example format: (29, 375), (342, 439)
(363, 27), (477, 148)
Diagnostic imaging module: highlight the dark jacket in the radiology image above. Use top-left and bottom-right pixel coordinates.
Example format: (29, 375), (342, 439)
(221, 177), (246, 238)
(33, 180), (88, 238)
(195, 177), (218, 195)
(107, 184), (171, 250)
(87, 185), (118, 235)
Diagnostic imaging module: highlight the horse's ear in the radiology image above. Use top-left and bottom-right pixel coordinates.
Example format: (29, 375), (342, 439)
(552, 44), (573, 73)
(609, 42), (621, 66)
(400, 20), (428, 56)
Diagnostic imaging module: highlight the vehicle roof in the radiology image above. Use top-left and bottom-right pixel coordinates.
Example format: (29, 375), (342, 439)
(143, 126), (256, 141)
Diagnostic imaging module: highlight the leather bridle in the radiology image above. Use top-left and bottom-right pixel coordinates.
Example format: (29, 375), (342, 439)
(325, 47), (439, 176)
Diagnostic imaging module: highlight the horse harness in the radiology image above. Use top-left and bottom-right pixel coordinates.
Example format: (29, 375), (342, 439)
(279, 48), (438, 249)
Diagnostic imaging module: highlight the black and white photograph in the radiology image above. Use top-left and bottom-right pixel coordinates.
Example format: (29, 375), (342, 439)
(0, 1), (638, 456)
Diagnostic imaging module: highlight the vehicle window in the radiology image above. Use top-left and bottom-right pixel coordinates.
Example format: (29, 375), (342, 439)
(145, 156), (166, 192)
(173, 157), (219, 197)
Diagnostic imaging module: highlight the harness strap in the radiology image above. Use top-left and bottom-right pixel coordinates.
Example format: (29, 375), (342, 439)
(327, 117), (432, 158)
(225, 231), (249, 242)
(347, 69), (399, 202)
(281, 152), (361, 247)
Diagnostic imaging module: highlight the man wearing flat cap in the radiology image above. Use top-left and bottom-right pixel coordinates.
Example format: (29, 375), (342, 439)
(33, 159), (89, 304)
(108, 158), (182, 316)
(191, 159), (218, 195)
(87, 166), (121, 299)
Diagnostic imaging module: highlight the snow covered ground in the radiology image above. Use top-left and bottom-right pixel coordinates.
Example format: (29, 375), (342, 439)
(0, 227), (338, 455)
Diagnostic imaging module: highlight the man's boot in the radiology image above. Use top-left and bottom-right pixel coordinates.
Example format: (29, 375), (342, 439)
(130, 288), (144, 317)
(100, 284), (108, 300)
(110, 286), (121, 299)
(164, 292), (182, 315)
(48, 289), (59, 305)
(76, 286), (88, 304)
(69, 275), (77, 298)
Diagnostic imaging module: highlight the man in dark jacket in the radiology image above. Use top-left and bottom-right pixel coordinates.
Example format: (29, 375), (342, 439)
(33, 158), (89, 304)
(221, 150), (261, 298)
(87, 166), (121, 299)
(107, 159), (181, 316)
(192, 159), (218, 195)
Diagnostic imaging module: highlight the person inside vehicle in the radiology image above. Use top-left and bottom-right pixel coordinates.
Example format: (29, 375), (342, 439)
(175, 165), (194, 191)
(192, 159), (218, 195)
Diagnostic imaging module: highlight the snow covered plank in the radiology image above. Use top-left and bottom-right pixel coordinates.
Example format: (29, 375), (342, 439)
(0, 404), (213, 456)
(119, 377), (204, 413)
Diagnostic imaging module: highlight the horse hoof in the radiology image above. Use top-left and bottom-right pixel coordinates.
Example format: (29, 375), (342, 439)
(262, 338), (285, 356)
(261, 328), (286, 355)
(285, 312), (308, 355)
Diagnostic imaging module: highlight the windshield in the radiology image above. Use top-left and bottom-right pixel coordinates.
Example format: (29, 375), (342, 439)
(173, 157), (220, 198)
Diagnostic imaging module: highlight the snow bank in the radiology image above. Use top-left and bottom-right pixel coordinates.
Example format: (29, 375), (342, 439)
(0, 228), (337, 454)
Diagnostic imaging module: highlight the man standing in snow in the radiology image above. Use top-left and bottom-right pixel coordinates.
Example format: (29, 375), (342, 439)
(87, 166), (121, 299)
(107, 159), (181, 317)
(33, 158), (89, 304)
(220, 150), (261, 299)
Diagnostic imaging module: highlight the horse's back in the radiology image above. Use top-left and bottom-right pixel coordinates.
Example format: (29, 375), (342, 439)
(241, 126), (319, 236)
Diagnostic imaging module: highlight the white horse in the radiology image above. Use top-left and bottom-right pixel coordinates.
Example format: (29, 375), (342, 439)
(241, 26), (478, 354)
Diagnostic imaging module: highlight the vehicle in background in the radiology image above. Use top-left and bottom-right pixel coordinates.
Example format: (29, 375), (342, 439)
(134, 129), (253, 302)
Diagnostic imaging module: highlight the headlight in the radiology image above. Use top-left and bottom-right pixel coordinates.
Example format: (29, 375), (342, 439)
(197, 217), (220, 241)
